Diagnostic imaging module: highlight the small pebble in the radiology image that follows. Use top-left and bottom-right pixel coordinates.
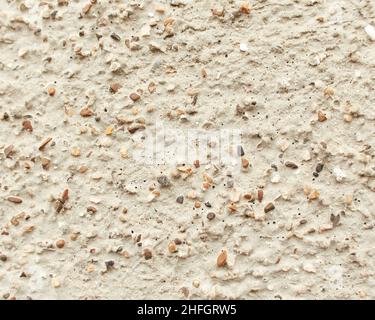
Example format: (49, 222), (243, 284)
(237, 145), (245, 156)
(7, 196), (23, 204)
(176, 195), (184, 204)
(365, 24), (375, 41)
(316, 163), (324, 173)
(56, 239), (65, 248)
(157, 175), (171, 188)
(48, 87), (56, 96)
(207, 212), (215, 220)
(110, 33), (121, 41)
(0, 254), (7, 262)
(129, 92), (141, 101)
(22, 120), (33, 132)
(105, 260), (115, 270)
(285, 161), (298, 169)
(168, 242), (177, 253)
(144, 249), (153, 260)
(217, 250), (227, 267)
(264, 202), (275, 213)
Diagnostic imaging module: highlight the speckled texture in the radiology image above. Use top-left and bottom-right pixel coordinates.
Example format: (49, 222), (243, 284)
(0, 0), (375, 300)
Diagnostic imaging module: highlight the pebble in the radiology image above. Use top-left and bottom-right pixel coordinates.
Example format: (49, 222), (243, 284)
(56, 239), (65, 248)
(242, 158), (250, 169)
(285, 161), (298, 169)
(257, 189), (263, 202)
(110, 83), (122, 93)
(39, 137), (52, 151)
(119, 214), (127, 223)
(7, 196), (23, 204)
(157, 175), (171, 188)
(176, 195), (184, 204)
(237, 145), (245, 156)
(0, 254), (7, 262)
(168, 242), (177, 253)
(48, 87), (56, 96)
(318, 111), (327, 122)
(110, 32), (121, 41)
(240, 43), (248, 52)
(105, 260), (115, 270)
(216, 249), (227, 267)
(129, 92), (140, 101)
(22, 120), (33, 132)
(333, 167), (346, 182)
(264, 202), (275, 213)
(80, 107), (94, 117)
(51, 278), (60, 288)
(71, 147), (81, 157)
(316, 163), (324, 173)
(365, 25), (375, 41)
(207, 212), (215, 220)
(144, 249), (153, 260)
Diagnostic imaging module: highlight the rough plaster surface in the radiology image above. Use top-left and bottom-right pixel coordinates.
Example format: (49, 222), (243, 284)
(0, 0), (375, 300)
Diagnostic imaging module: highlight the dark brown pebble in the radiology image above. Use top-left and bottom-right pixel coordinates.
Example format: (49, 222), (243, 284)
(110, 32), (121, 41)
(174, 238), (182, 245)
(144, 249), (152, 260)
(264, 202), (275, 213)
(0, 254), (7, 262)
(157, 175), (171, 188)
(316, 163), (324, 173)
(313, 172), (319, 177)
(207, 212), (216, 220)
(176, 195), (184, 204)
(205, 201), (212, 208)
(285, 161), (298, 169)
(105, 260), (115, 270)
(3, 112), (9, 120)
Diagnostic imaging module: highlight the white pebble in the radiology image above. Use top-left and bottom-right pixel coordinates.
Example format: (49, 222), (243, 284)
(333, 167), (346, 182)
(240, 43), (248, 52)
(365, 25), (375, 41)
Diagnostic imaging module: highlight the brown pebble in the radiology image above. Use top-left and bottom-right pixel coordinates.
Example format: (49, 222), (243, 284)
(7, 196), (23, 204)
(48, 87), (56, 96)
(242, 158), (249, 168)
(193, 160), (200, 168)
(243, 193), (254, 201)
(22, 120), (33, 132)
(217, 250), (227, 267)
(285, 161), (298, 169)
(168, 242), (177, 253)
(110, 83), (122, 93)
(264, 202), (275, 213)
(39, 137), (52, 151)
(87, 206), (97, 214)
(41, 157), (51, 170)
(174, 238), (182, 245)
(56, 239), (65, 248)
(144, 249), (152, 260)
(0, 254), (7, 262)
(240, 2), (251, 14)
(129, 92), (141, 102)
(80, 107), (94, 117)
(110, 32), (121, 41)
(207, 212), (215, 220)
(318, 111), (327, 122)
(4, 145), (15, 158)
(257, 189), (263, 203)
